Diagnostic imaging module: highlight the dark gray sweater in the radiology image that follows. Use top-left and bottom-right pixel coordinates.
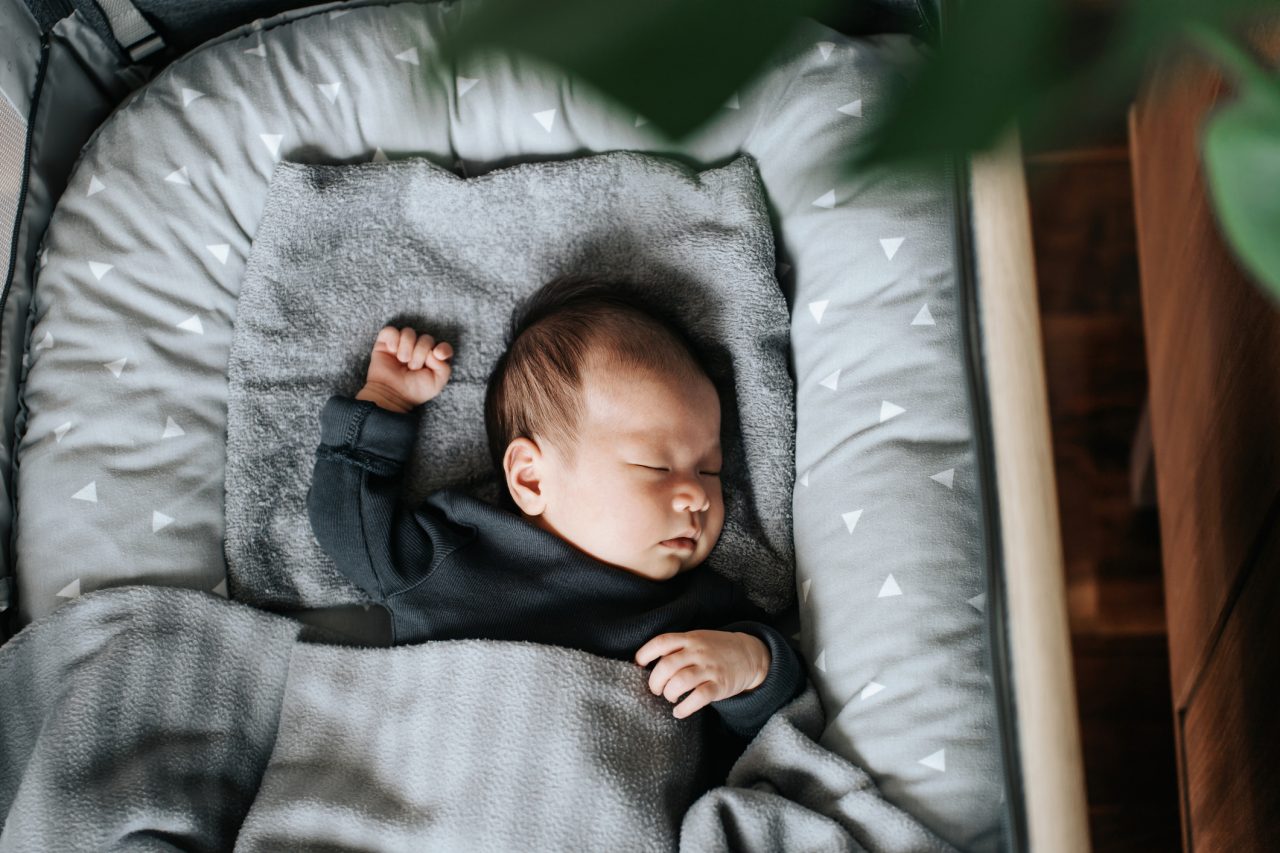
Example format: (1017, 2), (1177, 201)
(306, 394), (806, 740)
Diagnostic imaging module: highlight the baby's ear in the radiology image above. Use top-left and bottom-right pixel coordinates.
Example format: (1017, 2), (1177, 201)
(503, 437), (547, 515)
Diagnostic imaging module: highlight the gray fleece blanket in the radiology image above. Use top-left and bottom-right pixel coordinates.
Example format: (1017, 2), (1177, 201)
(223, 151), (795, 614)
(0, 587), (954, 851)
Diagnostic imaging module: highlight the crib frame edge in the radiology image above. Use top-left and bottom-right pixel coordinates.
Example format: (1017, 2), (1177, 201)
(970, 130), (1091, 853)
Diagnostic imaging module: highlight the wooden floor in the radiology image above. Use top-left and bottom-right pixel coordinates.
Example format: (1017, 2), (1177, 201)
(1024, 142), (1182, 851)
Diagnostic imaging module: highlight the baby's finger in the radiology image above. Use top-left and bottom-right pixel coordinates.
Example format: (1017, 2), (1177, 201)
(409, 334), (436, 370)
(647, 650), (693, 696)
(376, 326), (399, 353)
(635, 633), (688, 668)
(672, 683), (718, 719)
(433, 341), (453, 361)
(661, 665), (707, 704)
(396, 327), (417, 363)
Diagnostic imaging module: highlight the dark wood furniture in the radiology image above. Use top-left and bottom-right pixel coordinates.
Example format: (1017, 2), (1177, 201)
(1129, 26), (1280, 852)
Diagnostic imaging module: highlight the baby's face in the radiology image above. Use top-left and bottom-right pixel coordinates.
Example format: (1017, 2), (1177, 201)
(516, 364), (725, 581)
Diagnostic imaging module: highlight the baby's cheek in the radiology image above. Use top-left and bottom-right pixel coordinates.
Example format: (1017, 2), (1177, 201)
(709, 496), (726, 538)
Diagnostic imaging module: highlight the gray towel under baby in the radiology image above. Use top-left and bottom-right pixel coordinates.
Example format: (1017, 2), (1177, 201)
(224, 150), (796, 614)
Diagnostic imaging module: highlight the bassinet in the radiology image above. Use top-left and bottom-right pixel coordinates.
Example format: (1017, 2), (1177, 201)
(0, 0), (1088, 849)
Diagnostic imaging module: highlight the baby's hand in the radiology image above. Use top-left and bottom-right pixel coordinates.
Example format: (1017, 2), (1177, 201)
(357, 325), (453, 413)
(634, 629), (770, 720)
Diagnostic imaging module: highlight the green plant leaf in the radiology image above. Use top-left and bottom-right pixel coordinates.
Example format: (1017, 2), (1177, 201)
(1201, 85), (1280, 300)
(436, 0), (839, 140)
(845, 0), (1278, 177)
(845, 0), (1072, 174)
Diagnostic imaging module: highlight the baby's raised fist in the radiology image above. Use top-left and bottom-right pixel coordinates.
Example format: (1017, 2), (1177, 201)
(357, 325), (453, 412)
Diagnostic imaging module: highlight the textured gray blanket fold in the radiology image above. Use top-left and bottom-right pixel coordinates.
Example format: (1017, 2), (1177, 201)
(224, 151), (796, 614)
(0, 588), (954, 852)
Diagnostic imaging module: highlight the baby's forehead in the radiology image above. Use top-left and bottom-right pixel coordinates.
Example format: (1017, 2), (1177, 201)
(578, 363), (721, 444)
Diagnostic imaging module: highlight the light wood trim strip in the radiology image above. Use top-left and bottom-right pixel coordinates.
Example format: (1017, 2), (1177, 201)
(970, 131), (1091, 853)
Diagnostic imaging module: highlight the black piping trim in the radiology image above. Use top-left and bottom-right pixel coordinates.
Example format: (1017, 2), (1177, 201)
(951, 153), (1029, 852)
(0, 35), (50, 640)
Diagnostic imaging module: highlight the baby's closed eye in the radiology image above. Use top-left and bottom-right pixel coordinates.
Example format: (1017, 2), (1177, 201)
(630, 464), (720, 476)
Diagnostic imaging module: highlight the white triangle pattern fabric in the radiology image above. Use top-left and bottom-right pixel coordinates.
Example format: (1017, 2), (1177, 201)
(212, 578), (229, 598)
(260, 133), (283, 158)
(819, 369), (840, 391)
(35, 331), (53, 350)
(808, 300), (829, 323)
(104, 357), (127, 378)
(801, 578), (811, 602)
(817, 41), (835, 61)
(54, 421), (72, 443)
(723, 91), (740, 110)
(56, 579), (81, 599)
(812, 189), (836, 209)
(880, 236), (904, 260)
(837, 99), (863, 117)
(880, 401), (905, 422)
(165, 166), (191, 186)
(152, 511), (174, 533)
(842, 509), (862, 533)
(931, 468), (955, 489)
(372, 147), (389, 163)
(533, 109), (557, 132)
(799, 470), (809, 487)
(912, 303), (935, 326)
(162, 416), (185, 439)
(458, 77), (479, 96)
(72, 481), (97, 503)
(634, 114), (648, 128)
(88, 261), (113, 281)
(394, 47), (419, 65)
(317, 82), (343, 103)
(878, 574), (902, 598)
(968, 593), (986, 613)
(181, 88), (205, 107)
(919, 749), (947, 772)
(178, 315), (205, 334)
(87, 175), (106, 196)
(814, 649), (827, 672)
(860, 681), (885, 700)
(244, 43), (266, 57)
(207, 244), (230, 264)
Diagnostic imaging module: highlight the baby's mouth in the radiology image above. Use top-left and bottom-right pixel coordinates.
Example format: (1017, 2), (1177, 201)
(659, 537), (697, 552)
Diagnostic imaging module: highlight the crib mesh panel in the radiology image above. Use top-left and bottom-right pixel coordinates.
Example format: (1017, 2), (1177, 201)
(0, 93), (24, 283)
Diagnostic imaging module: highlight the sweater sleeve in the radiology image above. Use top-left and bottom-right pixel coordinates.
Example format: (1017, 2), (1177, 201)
(709, 620), (807, 741)
(305, 394), (441, 604)
(706, 582), (808, 741)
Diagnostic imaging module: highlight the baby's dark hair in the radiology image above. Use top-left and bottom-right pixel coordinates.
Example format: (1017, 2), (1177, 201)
(484, 273), (713, 475)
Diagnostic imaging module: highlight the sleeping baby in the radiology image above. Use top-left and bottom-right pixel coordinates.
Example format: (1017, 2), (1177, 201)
(306, 275), (805, 740)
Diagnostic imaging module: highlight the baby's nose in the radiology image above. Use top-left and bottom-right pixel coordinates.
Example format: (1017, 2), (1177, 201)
(673, 484), (710, 513)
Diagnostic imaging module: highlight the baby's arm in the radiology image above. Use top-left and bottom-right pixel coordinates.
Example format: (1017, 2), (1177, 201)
(306, 326), (454, 603)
